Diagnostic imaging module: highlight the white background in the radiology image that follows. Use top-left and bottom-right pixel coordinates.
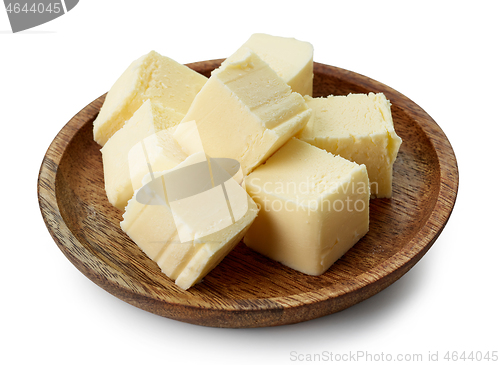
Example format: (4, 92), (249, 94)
(1, 1), (499, 364)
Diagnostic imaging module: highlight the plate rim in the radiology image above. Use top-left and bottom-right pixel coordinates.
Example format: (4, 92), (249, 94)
(38, 60), (459, 327)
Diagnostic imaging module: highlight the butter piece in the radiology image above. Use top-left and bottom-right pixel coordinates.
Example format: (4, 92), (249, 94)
(101, 100), (187, 210)
(93, 51), (207, 146)
(234, 33), (314, 96)
(298, 93), (402, 198)
(120, 152), (259, 290)
(173, 49), (312, 176)
(244, 138), (370, 276)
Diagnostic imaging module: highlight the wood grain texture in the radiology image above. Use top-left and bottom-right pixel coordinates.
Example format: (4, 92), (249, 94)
(37, 60), (459, 328)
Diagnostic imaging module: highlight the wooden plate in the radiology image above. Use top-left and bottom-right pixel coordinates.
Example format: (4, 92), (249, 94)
(38, 60), (458, 328)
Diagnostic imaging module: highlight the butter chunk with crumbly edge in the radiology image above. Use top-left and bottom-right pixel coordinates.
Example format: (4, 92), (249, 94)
(101, 100), (187, 211)
(298, 93), (402, 198)
(173, 49), (312, 176)
(232, 33), (314, 96)
(244, 138), (370, 276)
(93, 51), (207, 146)
(120, 153), (259, 290)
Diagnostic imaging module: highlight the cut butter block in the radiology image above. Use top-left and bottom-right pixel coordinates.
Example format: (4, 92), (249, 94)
(120, 152), (259, 290)
(244, 138), (369, 276)
(230, 33), (314, 96)
(101, 100), (187, 211)
(93, 51), (207, 146)
(173, 49), (312, 176)
(298, 93), (402, 198)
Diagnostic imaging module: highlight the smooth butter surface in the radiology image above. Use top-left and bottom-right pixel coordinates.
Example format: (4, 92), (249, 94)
(173, 49), (311, 176)
(233, 33), (314, 96)
(93, 51), (207, 146)
(244, 138), (370, 276)
(298, 93), (402, 198)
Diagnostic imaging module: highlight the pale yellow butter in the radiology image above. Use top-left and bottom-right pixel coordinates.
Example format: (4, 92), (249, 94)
(298, 93), (402, 198)
(101, 100), (187, 210)
(93, 51), (207, 146)
(173, 49), (312, 176)
(244, 138), (370, 276)
(120, 152), (259, 290)
(232, 33), (314, 96)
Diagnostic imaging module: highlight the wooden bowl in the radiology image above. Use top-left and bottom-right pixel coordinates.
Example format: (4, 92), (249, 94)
(38, 60), (458, 328)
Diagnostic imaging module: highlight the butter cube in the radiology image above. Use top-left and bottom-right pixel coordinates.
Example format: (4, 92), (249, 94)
(173, 49), (312, 176)
(232, 33), (314, 96)
(244, 138), (369, 276)
(93, 51), (207, 146)
(298, 93), (402, 198)
(101, 100), (187, 210)
(121, 152), (259, 290)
